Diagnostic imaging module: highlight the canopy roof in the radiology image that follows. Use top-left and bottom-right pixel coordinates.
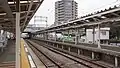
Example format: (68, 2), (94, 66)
(0, 0), (44, 33)
(37, 5), (120, 33)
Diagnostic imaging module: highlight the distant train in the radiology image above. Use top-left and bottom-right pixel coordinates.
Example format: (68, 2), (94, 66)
(21, 33), (30, 39)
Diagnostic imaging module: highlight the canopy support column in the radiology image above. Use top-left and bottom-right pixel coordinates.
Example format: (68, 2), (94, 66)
(98, 24), (101, 48)
(93, 26), (95, 44)
(16, 12), (20, 68)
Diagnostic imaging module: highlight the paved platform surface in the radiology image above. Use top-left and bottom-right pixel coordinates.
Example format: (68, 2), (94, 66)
(24, 39), (46, 68)
(0, 40), (15, 63)
(21, 39), (30, 68)
(0, 40), (15, 68)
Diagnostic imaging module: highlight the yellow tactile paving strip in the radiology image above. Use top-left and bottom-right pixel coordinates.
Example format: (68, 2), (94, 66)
(21, 40), (30, 68)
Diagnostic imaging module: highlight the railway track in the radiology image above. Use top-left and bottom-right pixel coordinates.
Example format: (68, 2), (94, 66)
(26, 40), (60, 68)
(26, 40), (84, 68)
(26, 39), (110, 68)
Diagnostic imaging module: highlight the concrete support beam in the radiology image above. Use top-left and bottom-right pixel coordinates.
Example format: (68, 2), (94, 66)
(16, 12), (20, 68)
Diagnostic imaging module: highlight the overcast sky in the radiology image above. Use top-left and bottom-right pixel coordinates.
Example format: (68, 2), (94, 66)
(29, 0), (120, 27)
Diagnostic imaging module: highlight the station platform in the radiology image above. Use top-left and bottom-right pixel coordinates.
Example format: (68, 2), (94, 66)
(0, 38), (45, 68)
(21, 39), (30, 68)
(21, 39), (45, 68)
(0, 40), (15, 68)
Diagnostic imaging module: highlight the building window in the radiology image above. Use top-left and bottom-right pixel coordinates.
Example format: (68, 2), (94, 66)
(101, 31), (106, 35)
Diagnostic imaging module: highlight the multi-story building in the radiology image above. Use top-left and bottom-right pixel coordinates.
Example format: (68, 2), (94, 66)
(55, 0), (78, 26)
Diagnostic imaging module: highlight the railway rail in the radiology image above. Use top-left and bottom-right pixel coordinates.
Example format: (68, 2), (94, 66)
(26, 40), (61, 68)
(25, 39), (113, 68)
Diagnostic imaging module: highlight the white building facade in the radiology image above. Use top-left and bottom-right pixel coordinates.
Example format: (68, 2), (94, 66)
(86, 28), (110, 44)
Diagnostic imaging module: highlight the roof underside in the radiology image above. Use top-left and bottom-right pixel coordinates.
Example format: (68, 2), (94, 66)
(0, 0), (44, 33)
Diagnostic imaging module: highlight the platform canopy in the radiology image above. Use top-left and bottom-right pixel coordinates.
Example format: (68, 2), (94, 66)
(0, 0), (44, 33)
(36, 5), (120, 33)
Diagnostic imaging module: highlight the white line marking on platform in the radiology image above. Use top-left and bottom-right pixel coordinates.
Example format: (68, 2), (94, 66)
(24, 44), (26, 46)
(25, 48), (28, 52)
(28, 55), (36, 68)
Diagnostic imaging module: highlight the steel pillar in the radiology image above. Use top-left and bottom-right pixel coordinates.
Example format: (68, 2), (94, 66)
(75, 29), (78, 45)
(79, 30), (81, 43)
(57, 44), (58, 48)
(3, 31), (7, 38)
(16, 12), (20, 68)
(46, 32), (48, 40)
(62, 45), (64, 49)
(78, 29), (80, 43)
(0, 30), (1, 41)
(68, 47), (71, 51)
(68, 30), (70, 41)
(42, 34), (44, 38)
(1, 47), (3, 52)
(77, 49), (80, 55)
(93, 27), (95, 44)
(53, 43), (54, 46)
(3, 31), (7, 47)
(92, 52), (95, 59)
(98, 24), (101, 48)
(55, 32), (57, 41)
(44, 33), (47, 40)
(43, 33), (45, 39)
(115, 57), (118, 67)
(63, 31), (65, 43)
(85, 28), (87, 43)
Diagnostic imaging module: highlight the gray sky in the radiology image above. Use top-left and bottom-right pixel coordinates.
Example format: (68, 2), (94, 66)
(30, 0), (119, 27)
